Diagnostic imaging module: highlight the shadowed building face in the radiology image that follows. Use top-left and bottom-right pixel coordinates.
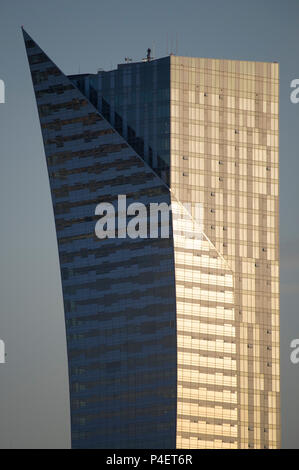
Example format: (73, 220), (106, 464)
(23, 29), (280, 449)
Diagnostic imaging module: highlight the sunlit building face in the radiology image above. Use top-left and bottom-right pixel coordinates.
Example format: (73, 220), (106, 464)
(170, 56), (279, 448)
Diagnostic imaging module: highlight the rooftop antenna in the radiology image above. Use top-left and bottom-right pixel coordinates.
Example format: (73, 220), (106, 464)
(146, 48), (152, 62)
(166, 33), (168, 55)
(176, 33), (178, 55)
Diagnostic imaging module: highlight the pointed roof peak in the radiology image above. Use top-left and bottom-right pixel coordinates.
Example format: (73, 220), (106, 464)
(21, 27), (35, 42)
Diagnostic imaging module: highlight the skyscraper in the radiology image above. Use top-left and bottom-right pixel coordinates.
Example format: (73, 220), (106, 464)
(23, 29), (280, 449)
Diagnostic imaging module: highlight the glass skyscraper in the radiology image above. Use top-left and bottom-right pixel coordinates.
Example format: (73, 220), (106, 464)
(23, 28), (280, 449)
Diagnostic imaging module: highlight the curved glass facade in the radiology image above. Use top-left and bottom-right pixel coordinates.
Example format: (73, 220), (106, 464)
(23, 29), (177, 449)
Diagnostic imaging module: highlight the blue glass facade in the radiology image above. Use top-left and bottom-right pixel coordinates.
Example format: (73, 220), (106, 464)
(69, 57), (170, 185)
(23, 29), (177, 449)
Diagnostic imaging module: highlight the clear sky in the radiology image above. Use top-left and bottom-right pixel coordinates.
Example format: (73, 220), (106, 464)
(0, 0), (298, 448)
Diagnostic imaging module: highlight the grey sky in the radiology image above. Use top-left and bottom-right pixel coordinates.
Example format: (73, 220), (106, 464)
(0, 0), (298, 448)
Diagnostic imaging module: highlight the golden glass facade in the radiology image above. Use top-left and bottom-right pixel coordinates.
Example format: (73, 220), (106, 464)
(170, 56), (280, 449)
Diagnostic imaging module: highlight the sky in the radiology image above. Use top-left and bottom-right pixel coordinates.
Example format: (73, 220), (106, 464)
(0, 0), (298, 448)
